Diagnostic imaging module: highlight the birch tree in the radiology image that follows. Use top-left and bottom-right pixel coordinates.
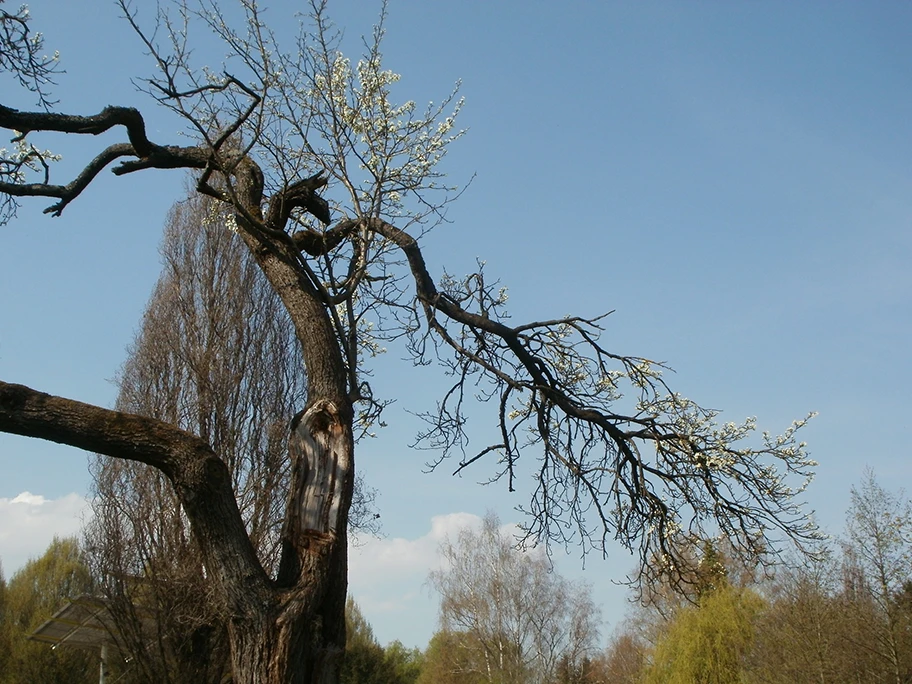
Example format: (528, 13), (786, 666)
(428, 513), (599, 684)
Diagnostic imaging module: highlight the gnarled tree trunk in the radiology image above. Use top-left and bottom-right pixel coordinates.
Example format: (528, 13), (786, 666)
(235, 401), (354, 684)
(0, 372), (354, 684)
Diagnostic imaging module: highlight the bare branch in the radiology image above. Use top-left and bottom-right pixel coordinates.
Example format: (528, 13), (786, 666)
(364, 217), (819, 586)
(0, 104), (215, 214)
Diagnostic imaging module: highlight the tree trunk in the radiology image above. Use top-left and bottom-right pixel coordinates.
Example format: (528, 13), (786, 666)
(219, 182), (355, 682)
(230, 547), (347, 684)
(228, 399), (354, 684)
(0, 378), (354, 683)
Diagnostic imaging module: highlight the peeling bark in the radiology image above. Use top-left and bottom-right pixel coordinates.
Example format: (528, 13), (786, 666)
(287, 400), (351, 536)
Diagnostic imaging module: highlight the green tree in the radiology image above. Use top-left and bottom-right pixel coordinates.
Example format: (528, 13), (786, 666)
(0, 565), (10, 678)
(383, 641), (423, 684)
(0, 538), (95, 684)
(341, 599), (421, 684)
(341, 598), (390, 684)
(642, 584), (764, 684)
(417, 630), (486, 684)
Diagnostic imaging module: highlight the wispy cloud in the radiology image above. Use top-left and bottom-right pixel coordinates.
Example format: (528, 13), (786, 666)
(0, 492), (91, 578)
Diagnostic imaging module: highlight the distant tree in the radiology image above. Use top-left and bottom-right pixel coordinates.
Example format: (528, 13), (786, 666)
(382, 641), (423, 684)
(427, 513), (599, 684)
(749, 552), (847, 684)
(750, 487), (912, 684)
(340, 598), (421, 684)
(0, 0), (819, 680)
(552, 654), (607, 684)
(0, 538), (95, 684)
(888, 581), (912, 679)
(0, 565), (9, 678)
(600, 544), (744, 684)
(839, 471), (912, 683)
(642, 583), (764, 684)
(417, 630), (485, 684)
(341, 597), (391, 684)
(595, 631), (646, 684)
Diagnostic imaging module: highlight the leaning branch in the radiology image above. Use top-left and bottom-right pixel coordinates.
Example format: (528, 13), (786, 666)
(0, 143), (133, 215)
(0, 379), (269, 609)
(0, 104), (155, 153)
(0, 379), (208, 471)
(0, 104), (211, 214)
(367, 217), (640, 454)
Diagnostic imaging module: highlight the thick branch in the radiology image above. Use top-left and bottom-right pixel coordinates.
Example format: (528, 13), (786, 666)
(0, 104), (210, 214)
(291, 222), (356, 257)
(266, 172), (332, 230)
(0, 143), (133, 216)
(0, 380), (207, 468)
(0, 104), (155, 154)
(0, 380), (269, 612)
(111, 144), (209, 174)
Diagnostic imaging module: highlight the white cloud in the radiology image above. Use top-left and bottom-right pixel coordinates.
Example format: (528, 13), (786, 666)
(351, 512), (480, 584)
(347, 512), (483, 648)
(0, 491), (91, 578)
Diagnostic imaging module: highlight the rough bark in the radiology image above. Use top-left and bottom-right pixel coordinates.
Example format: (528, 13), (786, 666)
(229, 399), (352, 684)
(0, 381), (267, 610)
(0, 378), (352, 684)
(0, 94), (355, 678)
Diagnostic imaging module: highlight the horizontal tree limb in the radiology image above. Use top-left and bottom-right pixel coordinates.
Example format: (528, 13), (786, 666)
(0, 379), (269, 610)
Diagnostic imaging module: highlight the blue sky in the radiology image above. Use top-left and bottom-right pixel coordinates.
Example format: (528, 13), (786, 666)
(1, 0), (910, 649)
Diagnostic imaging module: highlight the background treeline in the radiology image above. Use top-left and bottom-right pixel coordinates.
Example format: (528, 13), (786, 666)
(599, 469), (912, 684)
(3, 469), (911, 683)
